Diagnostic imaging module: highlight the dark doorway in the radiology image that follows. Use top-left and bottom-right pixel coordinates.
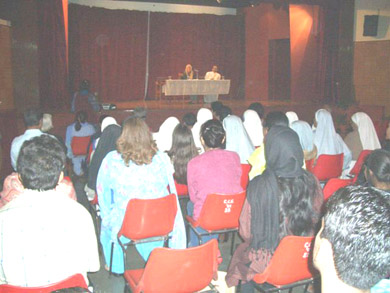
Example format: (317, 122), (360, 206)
(268, 38), (291, 100)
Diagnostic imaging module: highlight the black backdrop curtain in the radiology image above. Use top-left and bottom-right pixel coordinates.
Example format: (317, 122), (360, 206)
(37, 0), (68, 111)
(68, 4), (245, 102)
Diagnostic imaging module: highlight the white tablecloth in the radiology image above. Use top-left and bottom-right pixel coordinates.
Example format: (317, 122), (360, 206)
(164, 80), (231, 96)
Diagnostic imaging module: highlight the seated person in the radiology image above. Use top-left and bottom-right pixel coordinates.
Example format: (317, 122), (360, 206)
(10, 108), (44, 170)
(248, 102), (265, 120)
(243, 109), (263, 148)
(211, 101), (223, 120)
(182, 112), (197, 129)
(0, 135), (100, 286)
(291, 120), (317, 161)
(96, 118), (186, 274)
(364, 149), (390, 193)
(187, 119), (242, 247)
(314, 185), (390, 293)
(226, 126), (323, 291)
(65, 111), (96, 176)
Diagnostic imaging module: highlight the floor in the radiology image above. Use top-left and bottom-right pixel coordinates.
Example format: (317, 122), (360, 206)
(73, 176), (321, 293)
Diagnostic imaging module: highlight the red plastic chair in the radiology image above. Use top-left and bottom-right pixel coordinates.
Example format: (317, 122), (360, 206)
(252, 236), (317, 292)
(241, 164), (252, 189)
(0, 274), (89, 293)
(174, 179), (189, 198)
(124, 239), (219, 293)
(323, 178), (353, 201)
(71, 136), (92, 156)
(312, 154), (344, 182)
(113, 194), (178, 273)
(349, 150), (372, 178)
(186, 191), (246, 255)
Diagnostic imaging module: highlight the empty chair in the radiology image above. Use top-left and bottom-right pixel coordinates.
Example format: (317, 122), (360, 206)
(124, 239), (219, 293)
(312, 154), (344, 182)
(186, 191), (246, 254)
(0, 274), (88, 293)
(114, 194), (177, 273)
(252, 236), (317, 292)
(323, 178), (353, 201)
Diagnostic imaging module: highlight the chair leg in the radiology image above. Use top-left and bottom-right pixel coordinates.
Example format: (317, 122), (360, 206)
(109, 242), (114, 275)
(231, 232), (236, 255)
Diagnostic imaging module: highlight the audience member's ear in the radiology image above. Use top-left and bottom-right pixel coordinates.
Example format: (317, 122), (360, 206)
(58, 171), (64, 185)
(313, 226), (334, 273)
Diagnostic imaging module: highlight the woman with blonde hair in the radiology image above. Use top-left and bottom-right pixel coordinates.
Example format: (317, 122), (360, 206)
(96, 117), (186, 274)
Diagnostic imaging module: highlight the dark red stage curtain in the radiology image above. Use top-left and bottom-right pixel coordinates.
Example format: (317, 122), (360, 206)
(148, 12), (245, 100)
(68, 4), (148, 102)
(37, 0), (68, 111)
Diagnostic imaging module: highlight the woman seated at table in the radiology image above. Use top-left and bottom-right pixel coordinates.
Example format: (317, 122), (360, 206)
(96, 117), (186, 274)
(225, 126), (323, 291)
(187, 119), (242, 247)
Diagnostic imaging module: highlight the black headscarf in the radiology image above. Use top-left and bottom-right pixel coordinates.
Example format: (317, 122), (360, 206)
(87, 124), (122, 190)
(247, 126), (304, 250)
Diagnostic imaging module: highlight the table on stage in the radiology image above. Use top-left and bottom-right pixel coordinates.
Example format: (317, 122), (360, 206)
(163, 79), (230, 98)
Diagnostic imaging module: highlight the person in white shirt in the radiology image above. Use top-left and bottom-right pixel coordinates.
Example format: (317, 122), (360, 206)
(0, 135), (100, 287)
(204, 65), (222, 103)
(10, 108), (44, 170)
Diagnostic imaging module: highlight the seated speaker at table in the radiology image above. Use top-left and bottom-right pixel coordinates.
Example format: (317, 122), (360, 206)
(204, 65), (221, 104)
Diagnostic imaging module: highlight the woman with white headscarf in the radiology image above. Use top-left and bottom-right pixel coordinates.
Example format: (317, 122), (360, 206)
(243, 109), (263, 147)
(223, 115), (255, 164)
(344, 112), (381, 160)
(313, 109), (352, 169)
(153, 117), (180, 152)
(191, 108), (213, 152)
(286, 111), (299, 127)
(291, 120), (317, 161)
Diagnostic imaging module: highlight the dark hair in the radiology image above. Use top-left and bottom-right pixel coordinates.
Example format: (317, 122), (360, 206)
(264, 111), (289, 129)
(366, 149), (390, 184)
(23, 108), (43, 128)
(211, 101), (223, 113)
(200, 119), (225, 149)
(168, 124), (198, 184)
(17, 135), (66, 190)
(79, 79), (90, 91)
(321, 185), (390, 289)
(74, 111), (88, 131)
(278, 171), (320, 238)
(182, 112), (196, 127)
(217, 105), (232, 121)
(248, 102), (265, 119)
(133, 107), (147, 120)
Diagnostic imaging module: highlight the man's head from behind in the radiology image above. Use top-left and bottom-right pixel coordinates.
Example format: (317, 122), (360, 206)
(314, 185), (390, 291)
(17, 135), (66, 191)
(23, 108), (43, 128)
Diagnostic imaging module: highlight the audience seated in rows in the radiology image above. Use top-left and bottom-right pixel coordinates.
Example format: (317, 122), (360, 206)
(291, 120), (317, 161)
(187, 119), (242, 247)
(243, 109), (263, 148)
(226, 126), (323, 291)
(65, 111), (96, 176)
(153, 116), (180, 152)
(10, 108), (44, 170)
(344, 112), (381, 160)
(96, 117), (186, 274)
(223, 115), (254, 164)
(313, 109), (352, 170)
(314, 185), (390, 293)
(167, 123), (198, 185)
(0, 135), (100, 286)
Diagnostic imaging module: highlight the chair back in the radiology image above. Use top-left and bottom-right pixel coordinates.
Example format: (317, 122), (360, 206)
(323, 178), (352, 201)
(118, 194), (177, 241)
(198, 191), (246, 231)
(240, 164), (251, 189)
(312, 154), (344, 181)
(0, 274), (88, 293)
(349, 149), (372, 177)
(253, 236), (315, 286)
(135, 239), (219, 292)
(71, 136), (92, 156)
(174, 179), (189, 196)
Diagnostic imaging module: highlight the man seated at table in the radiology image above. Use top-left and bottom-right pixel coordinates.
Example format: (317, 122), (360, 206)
(204, 65), (221, 104)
